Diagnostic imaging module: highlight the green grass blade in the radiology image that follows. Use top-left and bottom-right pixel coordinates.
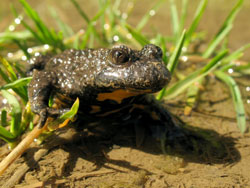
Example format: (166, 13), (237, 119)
(88, 33), (95, 48)
(136, 0), (164, 31)
(154, 34), (168, 63)
(222, 43), (250, 64)
(164, 50), (228, 100)
(70, 0), (90, 23)
(48, 92), (55, 108)
(49, 7), (74, 37)
(214, 70), (246, 133)
(0, 56), (28, 102)
(80, 25), (93, 49)
(80, 2), (108, 48)
(12, 39), (30, 59)
(203, 0), (243, 58)
(160, 37), (168, 64)
(1, 109), (7, 127)
(91, 1), (108, 42)
(179, 0), (188, 34)
(202, 50), (228, 72)
(59, 98), (79, 120)
(73, 34), (80, 49)
(19, 19), (45, 43)
(217, 0), (244, 34)
(234, 64), (250, 74)
(203, 24), (232, 58)
(19, 0), (65, 50)
(0, 77), (32, 90)
(0, 126), (16, 142)
(1, 90), (22, 137)
(19, 0), (51, 40)
(0, 68), (11, 83)
(0, 30), (32, 44)
(19, 102), (34, 132)
(98, 0), (109, 40)
(50, 29), (65, 49)
(185, 0), (207, 45)
(91, 2), (108, 23)
(13, 62), (27, 78)
(157, 30), (186, 100)
(220, 43), (250, 72)
(125, 25), (150, 47)
(47, 98), (79, 130)
(112, 0), (121, 11)
(115, 25), (142, 48)
(11, 5), (44, 43)
(170, 0), (179, 40)
(167, 30), (186, 74)
(0, 56), (17, 81)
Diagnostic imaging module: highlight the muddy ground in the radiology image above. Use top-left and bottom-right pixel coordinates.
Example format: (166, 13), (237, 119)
(0, 74), (249, 188)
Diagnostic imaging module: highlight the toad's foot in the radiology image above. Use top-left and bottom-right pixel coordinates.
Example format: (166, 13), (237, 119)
(37, 107), (70, 128)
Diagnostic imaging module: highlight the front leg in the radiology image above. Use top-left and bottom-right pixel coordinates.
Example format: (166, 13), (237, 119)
(28, 70), (68, 128)
(28, 70), (52, 127)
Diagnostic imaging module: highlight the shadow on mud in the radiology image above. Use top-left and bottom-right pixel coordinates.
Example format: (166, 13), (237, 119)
(36, 118), (241, 176)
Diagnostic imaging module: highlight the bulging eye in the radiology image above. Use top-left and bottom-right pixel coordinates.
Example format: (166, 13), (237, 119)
(110, 49), (129, 65)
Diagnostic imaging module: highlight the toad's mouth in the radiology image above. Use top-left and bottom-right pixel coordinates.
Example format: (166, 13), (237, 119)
(96, 89), (153, 104)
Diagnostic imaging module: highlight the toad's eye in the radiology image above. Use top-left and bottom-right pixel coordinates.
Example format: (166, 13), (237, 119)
(110, 49), (129, 65)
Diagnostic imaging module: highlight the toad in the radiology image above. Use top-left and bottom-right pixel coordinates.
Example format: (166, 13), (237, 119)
(28, 44), (185, 144)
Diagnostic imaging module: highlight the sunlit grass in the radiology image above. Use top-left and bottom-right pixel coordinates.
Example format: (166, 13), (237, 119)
(215, 70), (246, 133)
(0, 0), (249, 147)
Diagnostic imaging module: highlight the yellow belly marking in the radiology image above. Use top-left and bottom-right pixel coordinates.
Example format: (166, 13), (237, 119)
(97, 89), (140, 104)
